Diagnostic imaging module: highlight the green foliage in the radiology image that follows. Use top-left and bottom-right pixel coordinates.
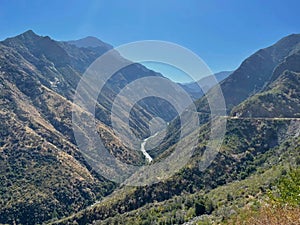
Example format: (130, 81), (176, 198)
(272, 167), (300, 206)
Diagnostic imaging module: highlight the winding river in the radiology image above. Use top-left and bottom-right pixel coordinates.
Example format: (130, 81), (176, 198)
(140, 132), (159, 162)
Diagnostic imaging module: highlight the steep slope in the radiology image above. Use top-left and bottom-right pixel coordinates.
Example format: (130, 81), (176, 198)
(52, 116), (299, 224)
(2, 30), (177, 139)
(0, 43), (116, 224)
(232, 49), (300, 118)
(2, 31), (300, 225)
(72, 153), (299, 225)
(0, 30), (181, 224)
(1, 31), (146, 160)
(196, 33), (300, 114)
(0, 37), (163, 224)
(149, 33), (300, 158)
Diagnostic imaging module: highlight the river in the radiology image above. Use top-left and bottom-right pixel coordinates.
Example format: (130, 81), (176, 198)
(140, 132), (159, 162)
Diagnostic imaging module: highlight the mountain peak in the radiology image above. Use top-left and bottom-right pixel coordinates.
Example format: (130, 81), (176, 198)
(23, 29), (36, 35)
(67, 36), (112, 49)
(18, 29), (40, 39)
(11, 30), (55, 43)
(271, 33), (300, 55)
(282, 33), (300, 39)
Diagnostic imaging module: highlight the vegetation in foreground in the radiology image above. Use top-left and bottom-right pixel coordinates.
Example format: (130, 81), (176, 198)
(226, 168), (300, 225)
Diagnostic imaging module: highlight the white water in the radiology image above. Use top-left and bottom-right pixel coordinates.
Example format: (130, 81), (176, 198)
(140, 132), (159, 162)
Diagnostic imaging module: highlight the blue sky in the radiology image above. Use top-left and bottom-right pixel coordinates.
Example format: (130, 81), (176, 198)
(1, 0), (300, 82)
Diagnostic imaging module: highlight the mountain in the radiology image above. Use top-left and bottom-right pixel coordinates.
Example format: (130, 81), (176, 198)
(0, 30), (143, 224)
(232, 49), (300, 118)
(152, 34), (300, 157)
(67, 36), (113, 49)
(50, 34), (300, 225)
(0, 30), (179, 224)
(0, 37), (115, 224)
(180, 71), (232, 99)
(1, 31), (300, 225)
(53, 110), (300, 225)
(67, 36), (113, 56)
(195, 33), (300, 114)
(2, 30), (178, 138)
(73, 128), (300, 224)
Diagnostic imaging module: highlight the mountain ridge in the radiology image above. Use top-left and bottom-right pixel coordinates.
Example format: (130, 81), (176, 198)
(67, 36), (113, 49)
(0, 30), (300, 224)
(0, 30), (180, 224)
(180, 71), (232, 99)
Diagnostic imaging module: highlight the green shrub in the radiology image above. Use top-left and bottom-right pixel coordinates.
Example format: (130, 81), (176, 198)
(272, 167), (300, 206)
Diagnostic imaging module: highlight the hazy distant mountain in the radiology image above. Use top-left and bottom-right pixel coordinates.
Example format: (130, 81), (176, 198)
(67, 36), (113, 49)
(180, 71), (232, 99)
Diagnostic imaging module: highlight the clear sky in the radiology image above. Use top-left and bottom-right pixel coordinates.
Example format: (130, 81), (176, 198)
(1, 0), (300, 82)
